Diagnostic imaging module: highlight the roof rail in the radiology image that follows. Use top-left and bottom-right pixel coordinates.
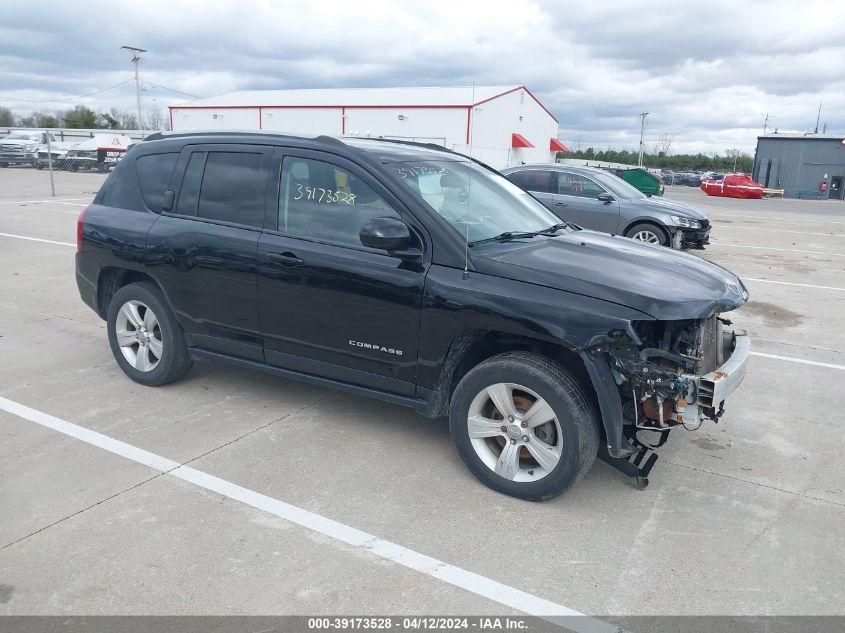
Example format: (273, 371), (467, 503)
(349, 136), (456, 155)
(140, 130), (349, 146)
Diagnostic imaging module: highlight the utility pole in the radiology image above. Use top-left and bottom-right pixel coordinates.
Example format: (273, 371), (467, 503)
(121, 45), (147, 133)
(637, 112), (649, 167)
(814, 100), (822, 134)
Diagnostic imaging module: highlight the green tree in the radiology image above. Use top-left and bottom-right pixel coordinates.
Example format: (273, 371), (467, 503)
(0, 106), (14, 127)
(63, 106), (102, 129)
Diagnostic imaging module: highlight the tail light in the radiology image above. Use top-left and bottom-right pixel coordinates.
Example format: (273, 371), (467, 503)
(77, 205), (89, 251)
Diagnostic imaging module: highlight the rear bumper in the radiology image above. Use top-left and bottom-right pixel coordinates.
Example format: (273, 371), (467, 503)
(75, 251), (100, 317)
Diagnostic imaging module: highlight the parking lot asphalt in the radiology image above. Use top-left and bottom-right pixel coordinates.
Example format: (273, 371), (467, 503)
(1, 169), (843, 618)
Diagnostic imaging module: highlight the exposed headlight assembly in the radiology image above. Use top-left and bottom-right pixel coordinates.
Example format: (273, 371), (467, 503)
(671, 215), (701, 229)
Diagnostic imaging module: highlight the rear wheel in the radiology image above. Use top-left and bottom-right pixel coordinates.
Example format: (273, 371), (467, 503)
(106, 282), (192, 386)
(625, 222), (669, 246)
(449, 352), (600, 501)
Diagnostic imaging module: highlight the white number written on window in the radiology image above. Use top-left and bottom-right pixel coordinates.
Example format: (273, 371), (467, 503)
(293, 183), (357, 206)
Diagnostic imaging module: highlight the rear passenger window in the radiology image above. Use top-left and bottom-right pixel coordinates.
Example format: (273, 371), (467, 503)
(278, 156), (399, 246)
(508, 170), (554, 193)
(197, 152), (266, 227)
(174, 151), (267, 227)
(136, 153), (178, 211)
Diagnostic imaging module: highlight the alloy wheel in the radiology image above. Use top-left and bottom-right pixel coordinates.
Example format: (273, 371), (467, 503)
(631, 230), (661, 244)
(115, 300), (163, 372)
(466, 382), (563, 482)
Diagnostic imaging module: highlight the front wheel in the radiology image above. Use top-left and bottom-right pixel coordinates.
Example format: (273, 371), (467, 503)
(106, 282), (193, 386)
(625, 222), (669, 247)
(449, 352), (600, 501)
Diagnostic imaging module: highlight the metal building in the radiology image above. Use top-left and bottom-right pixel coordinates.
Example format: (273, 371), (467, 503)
(169, 85), (568, 169)
(753, 133), (845, 199)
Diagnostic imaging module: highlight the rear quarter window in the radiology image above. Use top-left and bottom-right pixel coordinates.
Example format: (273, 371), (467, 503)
(136, 153), (178, 211)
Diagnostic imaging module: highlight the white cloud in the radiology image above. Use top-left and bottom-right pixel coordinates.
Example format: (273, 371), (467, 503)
(1, 0), (842, 154)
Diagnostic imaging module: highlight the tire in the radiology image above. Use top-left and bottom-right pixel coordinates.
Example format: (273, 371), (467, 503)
(449, 352), (600, 501)
(625, 222), (669, 247)
(106, 282), (193, 386)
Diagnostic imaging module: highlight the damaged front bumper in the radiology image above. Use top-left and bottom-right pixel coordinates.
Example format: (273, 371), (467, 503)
(681, 330), (750, 424)
(580, 320), (750, 487)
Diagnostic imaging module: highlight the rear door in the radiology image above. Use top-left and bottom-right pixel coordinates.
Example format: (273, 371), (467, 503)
(146, 143), (273, 361)
(554, 171), (621, 233)
(256, 148), (428, 395)
(506, 169), (574, 219)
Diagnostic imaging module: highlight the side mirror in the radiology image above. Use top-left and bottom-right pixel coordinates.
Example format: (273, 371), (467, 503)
(359, 217), (411, 251)
(597, 192), (615, 203)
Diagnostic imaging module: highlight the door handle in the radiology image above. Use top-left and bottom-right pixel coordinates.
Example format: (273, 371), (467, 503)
(266, 251), (304, 266)
(555, 201), (568, 207)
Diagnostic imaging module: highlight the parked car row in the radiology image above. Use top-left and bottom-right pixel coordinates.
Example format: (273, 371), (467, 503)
(0, 130), (130, 171)
(502, 164), (710, 249)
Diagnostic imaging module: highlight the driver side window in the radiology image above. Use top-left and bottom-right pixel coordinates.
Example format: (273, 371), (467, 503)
(558, 173), (606, 199)
(278, 156), (400, 247)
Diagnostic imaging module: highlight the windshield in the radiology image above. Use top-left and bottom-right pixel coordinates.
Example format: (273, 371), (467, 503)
(389, 161), (565, 243)
(5, 132), (40, 141)
(589, 170), (647, 200)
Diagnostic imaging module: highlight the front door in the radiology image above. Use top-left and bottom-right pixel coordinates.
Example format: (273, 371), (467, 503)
(553, 171), (621, 233)
(257, 149), (428, 395)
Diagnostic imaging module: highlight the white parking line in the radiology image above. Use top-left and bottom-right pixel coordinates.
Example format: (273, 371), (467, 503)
(0, 232), (74, 247)
(0, 395), (615, 632)
(710, 214), (840, 225)
(720, 226), (844, 238)
(751, 352), (845, 371)
(709, 242), (845, 257)
(743, 278), (845, 292)
(0, 198), (90, 205)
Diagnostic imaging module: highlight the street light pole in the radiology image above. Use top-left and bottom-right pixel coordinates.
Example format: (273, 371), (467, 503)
(121, 45), (147, 134)
(638, 112), (649, 167)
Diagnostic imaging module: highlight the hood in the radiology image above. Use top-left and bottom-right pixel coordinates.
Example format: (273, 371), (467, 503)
(627, 196), (709, 221)
(473, 230), (747, 320)
(1, 139), (38, 148)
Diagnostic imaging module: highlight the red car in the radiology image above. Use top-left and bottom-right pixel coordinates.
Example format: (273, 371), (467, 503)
(701, 174), (763, 199)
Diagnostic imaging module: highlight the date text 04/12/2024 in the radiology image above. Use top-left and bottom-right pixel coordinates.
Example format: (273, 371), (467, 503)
(307, 617), (529, 630)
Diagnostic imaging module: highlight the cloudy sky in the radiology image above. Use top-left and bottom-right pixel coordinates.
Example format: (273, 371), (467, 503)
(1, 0), (842, 154)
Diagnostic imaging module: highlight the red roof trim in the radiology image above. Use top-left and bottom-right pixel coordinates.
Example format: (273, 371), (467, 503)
(521, 86), (559, 124)
(167, 86), (559, 126)
(169, 104), (469, 110)
(511, 133), (534, 148)
(550, 138), (570, 152)
(471, 85), (559, 124)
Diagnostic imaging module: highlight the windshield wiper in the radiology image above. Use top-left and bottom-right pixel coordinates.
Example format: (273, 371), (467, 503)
(531, 222), (571, 235)
(468, 223), (571, 247)
(468, 231), (538, 246)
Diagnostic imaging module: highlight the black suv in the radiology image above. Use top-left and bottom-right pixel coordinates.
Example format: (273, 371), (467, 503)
(76, 132), (751, 500)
